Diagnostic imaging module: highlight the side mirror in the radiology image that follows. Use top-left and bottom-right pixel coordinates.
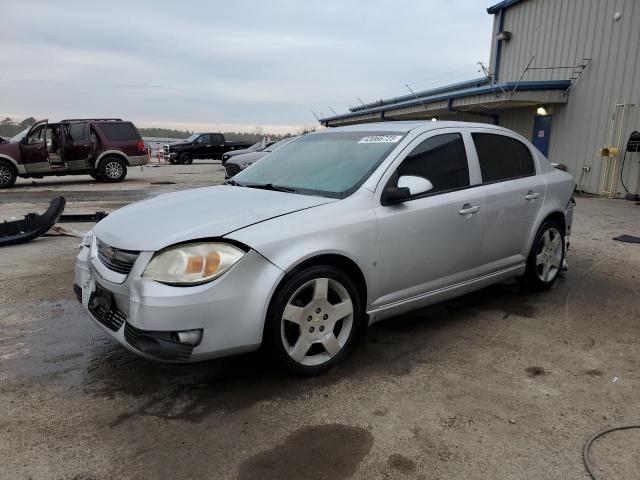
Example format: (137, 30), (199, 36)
(381, 186), (411, 205)
(21, 136), (28, 144)
(397, 175), (434, 196)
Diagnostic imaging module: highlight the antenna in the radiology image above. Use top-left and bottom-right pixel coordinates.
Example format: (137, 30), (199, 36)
(357, 97), (366, 107)
(328, 106), (338, 115)
(310, 110), (320, 121)
(405, 84), (425, 106)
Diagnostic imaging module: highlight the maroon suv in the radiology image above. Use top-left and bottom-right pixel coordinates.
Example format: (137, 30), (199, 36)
(0, 118), (148, 188)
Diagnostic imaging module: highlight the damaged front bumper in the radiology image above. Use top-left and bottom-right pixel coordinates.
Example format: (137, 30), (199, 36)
(74, 237), (284, 362)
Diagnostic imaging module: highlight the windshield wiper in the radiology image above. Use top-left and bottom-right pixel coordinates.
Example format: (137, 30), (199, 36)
(244, 183), (298, 194)
(224, 179), (244, 186)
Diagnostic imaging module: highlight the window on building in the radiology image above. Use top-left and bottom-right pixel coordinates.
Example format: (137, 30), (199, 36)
(99, 122), (139, 141)
(68, 122), (88, 141)
(394, 133), (470, 195)
(472, 133), (535, 183)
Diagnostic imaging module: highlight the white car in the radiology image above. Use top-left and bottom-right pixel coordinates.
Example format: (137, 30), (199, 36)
(75, 121), (575, 375)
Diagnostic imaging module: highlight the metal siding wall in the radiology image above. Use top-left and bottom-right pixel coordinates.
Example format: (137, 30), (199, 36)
(496, 0), (640, 194)
(497, 107), (536, 139)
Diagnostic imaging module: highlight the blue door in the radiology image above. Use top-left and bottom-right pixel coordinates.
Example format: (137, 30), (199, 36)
(532, 115), (552, 156)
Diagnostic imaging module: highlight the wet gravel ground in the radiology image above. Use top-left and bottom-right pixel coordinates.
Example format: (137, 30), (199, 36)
(1, 164), (639, 479)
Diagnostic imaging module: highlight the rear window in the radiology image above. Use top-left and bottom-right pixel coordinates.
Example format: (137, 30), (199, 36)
(98, 122), (140, 141)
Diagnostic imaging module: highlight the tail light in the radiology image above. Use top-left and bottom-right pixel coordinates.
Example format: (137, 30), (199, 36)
(136, 140), (145, 152)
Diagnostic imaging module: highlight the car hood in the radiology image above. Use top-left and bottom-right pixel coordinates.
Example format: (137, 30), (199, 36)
(228, 151), (267, 165)
(169, 141), (190, 149)
(93, 185), (336, 251)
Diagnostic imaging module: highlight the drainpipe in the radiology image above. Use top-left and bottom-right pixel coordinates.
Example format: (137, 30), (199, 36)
(493, 10), (505, 82)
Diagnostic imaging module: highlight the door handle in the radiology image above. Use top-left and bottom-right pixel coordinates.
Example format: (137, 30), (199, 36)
(459, 204), (480, 215)
(525, 191), (540, 200)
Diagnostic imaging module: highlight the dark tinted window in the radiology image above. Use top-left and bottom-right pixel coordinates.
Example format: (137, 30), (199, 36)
(211, 134), (224, 145)
(195, 134), (210, 144)
(472, 133), (535, 183)
(99, 122), (139, 141)
(68, 122), (88, 141)
(395, 133), (470, 194)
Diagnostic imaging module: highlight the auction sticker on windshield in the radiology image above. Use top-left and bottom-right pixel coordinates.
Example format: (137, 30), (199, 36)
(358, 135), (403, 144)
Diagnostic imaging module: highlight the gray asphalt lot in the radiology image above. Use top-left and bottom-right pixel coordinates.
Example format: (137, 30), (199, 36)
(1, 161), (639, 479)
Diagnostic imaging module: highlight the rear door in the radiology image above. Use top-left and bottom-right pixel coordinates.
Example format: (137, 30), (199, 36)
(210, 133), (225, 159)
(470, 130), (545, 275)
(373, 129), (484, 307)
(64, 122), (92, 168)
(19, 121), (49, 173)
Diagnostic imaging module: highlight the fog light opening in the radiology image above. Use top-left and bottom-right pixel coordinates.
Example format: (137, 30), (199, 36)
(175, 329), (203, 346)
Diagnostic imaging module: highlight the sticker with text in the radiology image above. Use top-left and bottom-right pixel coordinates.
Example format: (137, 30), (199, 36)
(358, 135), (403, 144)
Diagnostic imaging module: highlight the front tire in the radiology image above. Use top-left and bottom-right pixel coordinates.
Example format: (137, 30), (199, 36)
(266, 265), (363, 376)
(0, 160), (17, 189)
(98, 157), (127, 183)
(179, 152), (192, 164)
(524, 219), (565, 289)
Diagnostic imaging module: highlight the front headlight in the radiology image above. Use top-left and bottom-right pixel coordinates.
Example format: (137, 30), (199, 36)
(143, 242), (245, 285)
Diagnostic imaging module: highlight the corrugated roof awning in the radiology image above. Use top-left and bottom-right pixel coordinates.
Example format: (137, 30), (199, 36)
(486, 0), (528, 14)
(320, 80), (571, 126)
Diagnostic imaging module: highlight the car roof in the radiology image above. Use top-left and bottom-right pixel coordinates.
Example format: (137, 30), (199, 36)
(319, 121), (515, 135)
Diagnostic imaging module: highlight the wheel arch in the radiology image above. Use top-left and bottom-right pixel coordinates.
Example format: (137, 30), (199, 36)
(527, 209), (567, 253)
(96, 150), (129, 166)
(0, 154), (26, 174)
(262, 252), (369, 341)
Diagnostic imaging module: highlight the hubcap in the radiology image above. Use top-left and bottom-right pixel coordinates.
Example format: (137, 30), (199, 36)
(0, 165), (11, 184)
(105, 161), (123, 179)
(281, 277), (354, 366)
(536, 227), (563, 282)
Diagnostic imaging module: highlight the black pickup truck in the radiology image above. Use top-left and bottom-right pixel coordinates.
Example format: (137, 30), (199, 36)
(162, 133), (252, 164)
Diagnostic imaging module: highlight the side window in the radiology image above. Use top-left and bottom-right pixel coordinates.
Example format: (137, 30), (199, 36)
(99, 122), (139, 141)
(68, 122), (88, 141)
(211, 134), (224, 145)
(394, 133), (470, 195)
(26, 124), (46, 144)
(472, 133), (535, 183)
(196, 134), (210, 144)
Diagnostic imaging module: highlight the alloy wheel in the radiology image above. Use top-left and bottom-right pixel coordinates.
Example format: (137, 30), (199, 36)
(0, 164), (12, 184)
(535, 227), (563, 282)
(281, 277), (354, 366)
(105, 161), (123, 179)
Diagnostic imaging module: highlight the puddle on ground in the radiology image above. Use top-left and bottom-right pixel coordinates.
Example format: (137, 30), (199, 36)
(525, 366), (547, 377)
(237, 424), (373, 480)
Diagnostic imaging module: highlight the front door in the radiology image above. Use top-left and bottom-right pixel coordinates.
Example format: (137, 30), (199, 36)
(373, 131), (484, 308)
(19, 121), (49, 173)
(532, 115), (552, 156)
(192, 134), (211, 158)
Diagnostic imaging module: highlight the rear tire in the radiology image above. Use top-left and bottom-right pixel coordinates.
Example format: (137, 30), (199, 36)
(523, 219), (565, 289)
(0, 160), (17, 189)
(98, 156), (127, 183)
(266, 265), (363, 376)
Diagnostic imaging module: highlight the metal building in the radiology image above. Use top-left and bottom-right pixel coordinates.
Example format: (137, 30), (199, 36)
(319, 0), (640, 197)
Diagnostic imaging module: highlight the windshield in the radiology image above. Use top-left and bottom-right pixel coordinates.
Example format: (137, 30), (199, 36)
(232, 131), (405, 198)
(183, 133), (199, 142)
(9, 126), (31, 143)
(246, 141), (263, 152)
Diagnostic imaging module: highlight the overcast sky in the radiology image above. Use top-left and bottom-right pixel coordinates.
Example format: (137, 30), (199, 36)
(0, 0), (493, 134)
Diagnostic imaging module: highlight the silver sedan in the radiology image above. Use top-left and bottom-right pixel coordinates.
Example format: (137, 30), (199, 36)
(75, 121), (575, 375)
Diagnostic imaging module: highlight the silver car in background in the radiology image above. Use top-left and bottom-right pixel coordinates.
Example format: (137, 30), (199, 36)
(75, 121), (575, 375)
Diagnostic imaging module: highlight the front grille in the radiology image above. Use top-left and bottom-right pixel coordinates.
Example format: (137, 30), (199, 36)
(97, 239), (139, 274)
(124, 323), (194, 362)
(73, 284), (82, 303)
(224, 163), (241, 177)
(88, 291), (126, 332)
